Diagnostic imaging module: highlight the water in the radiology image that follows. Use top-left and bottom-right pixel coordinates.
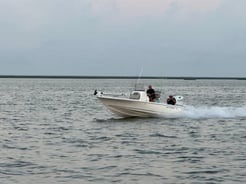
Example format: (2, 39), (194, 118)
(0, 78), (245, 184)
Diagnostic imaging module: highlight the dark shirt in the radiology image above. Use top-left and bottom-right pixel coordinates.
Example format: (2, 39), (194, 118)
(147, 88), (155, 95)
(167, 97), (176, 105)
(147, 88), (155, 101)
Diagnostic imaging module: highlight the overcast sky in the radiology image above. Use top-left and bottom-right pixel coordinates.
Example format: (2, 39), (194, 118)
(0, 0), (246, 77)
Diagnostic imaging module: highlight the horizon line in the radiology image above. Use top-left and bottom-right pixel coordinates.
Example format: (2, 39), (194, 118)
(0, 75), (245, 80)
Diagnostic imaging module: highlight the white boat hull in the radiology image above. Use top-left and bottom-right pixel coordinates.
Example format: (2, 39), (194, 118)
(97, 96), (183, 118)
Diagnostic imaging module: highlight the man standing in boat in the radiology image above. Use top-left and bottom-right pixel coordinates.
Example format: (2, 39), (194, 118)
(147, 85), (156, 102)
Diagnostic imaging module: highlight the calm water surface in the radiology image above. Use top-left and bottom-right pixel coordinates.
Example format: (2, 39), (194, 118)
(0, 79), (246, 184)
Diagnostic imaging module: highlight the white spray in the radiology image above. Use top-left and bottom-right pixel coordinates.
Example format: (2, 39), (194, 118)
(181, 105), (246, 119)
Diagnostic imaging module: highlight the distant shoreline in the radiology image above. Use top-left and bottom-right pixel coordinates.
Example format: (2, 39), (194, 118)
(0, 75), (245, 80)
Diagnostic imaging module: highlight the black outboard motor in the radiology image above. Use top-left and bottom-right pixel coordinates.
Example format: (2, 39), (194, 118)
(94, 90), (97, 95)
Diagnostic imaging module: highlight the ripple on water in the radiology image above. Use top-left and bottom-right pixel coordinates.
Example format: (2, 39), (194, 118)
(0, 79), (246, 184)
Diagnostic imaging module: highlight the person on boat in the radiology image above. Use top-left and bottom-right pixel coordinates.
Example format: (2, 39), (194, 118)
(167, 95), (176, 105)
(147, 85), (156, 102)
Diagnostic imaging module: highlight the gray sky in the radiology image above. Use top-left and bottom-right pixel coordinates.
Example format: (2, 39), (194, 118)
(0, 0), (246, 77)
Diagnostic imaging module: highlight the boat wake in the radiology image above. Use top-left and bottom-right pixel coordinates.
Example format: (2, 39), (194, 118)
(95, 105), (246, 121)
(181, 105), (246, 119)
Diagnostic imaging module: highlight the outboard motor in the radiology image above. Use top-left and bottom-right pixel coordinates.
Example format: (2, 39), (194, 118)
(174, 95), (184, 105)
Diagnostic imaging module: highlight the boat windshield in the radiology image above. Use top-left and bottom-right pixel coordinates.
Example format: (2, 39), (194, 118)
(129, 92), (141, 100)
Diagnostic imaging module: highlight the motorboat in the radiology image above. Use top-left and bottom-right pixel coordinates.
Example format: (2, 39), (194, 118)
(94, 84), (184, 118)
